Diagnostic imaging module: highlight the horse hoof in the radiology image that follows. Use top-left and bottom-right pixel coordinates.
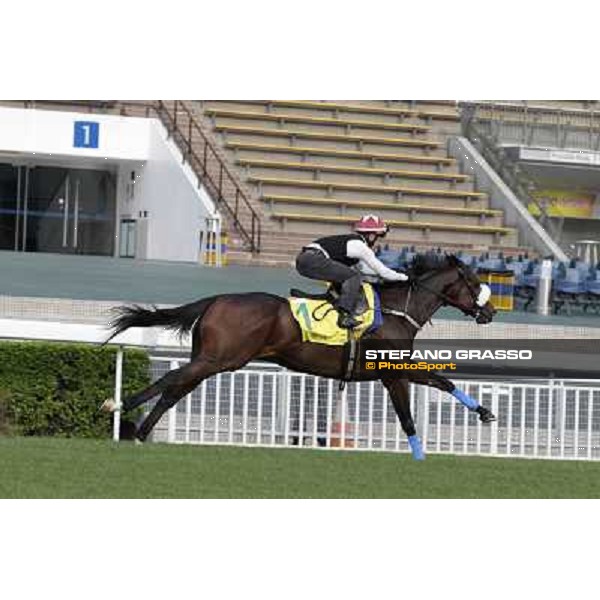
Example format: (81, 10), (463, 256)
(134, 438), (143, 446)
(100, 398), (117, 413)
(408, 435), (425, 460)
(477, 406), (496, 423)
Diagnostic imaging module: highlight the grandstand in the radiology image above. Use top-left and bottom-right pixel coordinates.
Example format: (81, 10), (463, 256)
(191, 100), (522, 266)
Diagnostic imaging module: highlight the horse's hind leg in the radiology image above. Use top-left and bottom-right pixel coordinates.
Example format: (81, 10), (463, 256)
(101, 363), (197, 414)
(101, 323), (207, 414)
(134, 357), (223, 442)
(123, 369), (185, 412)
(382, 377), (424, 461)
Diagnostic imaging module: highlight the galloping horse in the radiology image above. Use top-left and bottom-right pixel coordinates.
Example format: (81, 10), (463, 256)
(102, 254), (496, 459)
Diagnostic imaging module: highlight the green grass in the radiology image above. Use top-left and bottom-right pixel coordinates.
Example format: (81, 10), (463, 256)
(1, 436), (600, 498)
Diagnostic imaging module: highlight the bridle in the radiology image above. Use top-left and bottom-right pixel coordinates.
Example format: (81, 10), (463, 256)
(381, 262), (492, 329)
(422, 262), (491, 320)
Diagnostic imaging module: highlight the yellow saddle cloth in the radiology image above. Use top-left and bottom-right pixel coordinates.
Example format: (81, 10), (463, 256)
(289, 283), (376, 346)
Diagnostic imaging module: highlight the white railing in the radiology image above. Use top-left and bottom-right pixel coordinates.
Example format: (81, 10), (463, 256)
(5, 324), (599, 459)
(146, 357), (600, 460)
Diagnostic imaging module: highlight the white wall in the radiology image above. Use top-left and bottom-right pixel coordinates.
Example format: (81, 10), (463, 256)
(123, 120), (217, 262)
(0, 106), (150, 160)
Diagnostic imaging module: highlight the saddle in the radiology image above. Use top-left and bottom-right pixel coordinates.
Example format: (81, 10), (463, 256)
(288, 283), (380, 347)
(289, 285), (369, 316)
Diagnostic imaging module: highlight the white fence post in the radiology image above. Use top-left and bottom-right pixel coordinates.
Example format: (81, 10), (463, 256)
(558, 381), (566, 458)
(112, 346), (123, 442)
(166, 360), (179, 443)
(282, 371), (291, 445)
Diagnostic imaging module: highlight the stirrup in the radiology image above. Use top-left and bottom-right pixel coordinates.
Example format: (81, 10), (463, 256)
(337, 311), (361, 330)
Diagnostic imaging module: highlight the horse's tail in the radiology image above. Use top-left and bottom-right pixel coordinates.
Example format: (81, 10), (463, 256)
(102, 297), (217, 346)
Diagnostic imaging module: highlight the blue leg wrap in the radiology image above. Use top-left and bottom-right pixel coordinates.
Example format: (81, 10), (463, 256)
(408, 435), (425, 461)
(452, 388), (479, 411)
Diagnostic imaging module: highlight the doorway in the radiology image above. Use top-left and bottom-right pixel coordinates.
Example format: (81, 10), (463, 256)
(119, 219), (136, 258)
(0, 164), (116, 255)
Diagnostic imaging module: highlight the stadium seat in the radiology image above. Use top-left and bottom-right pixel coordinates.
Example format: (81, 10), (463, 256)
(243, 100), (460, 122)
(237, 158), (469, 184)
(225, 141), (456, 168)
(214, 124), (442, 150)
(555, 268), (585, 294)
(270, 212), (515, 237)
(206, 108), (432, 135)
(250, 176), (487, 202)
(261, 194), (500, 221)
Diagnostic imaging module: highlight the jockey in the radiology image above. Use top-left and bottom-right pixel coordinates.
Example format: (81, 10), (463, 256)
(295, 214), (408, 329)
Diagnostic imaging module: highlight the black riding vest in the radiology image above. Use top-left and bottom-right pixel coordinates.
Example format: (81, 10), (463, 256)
(311, 234), (366, 267)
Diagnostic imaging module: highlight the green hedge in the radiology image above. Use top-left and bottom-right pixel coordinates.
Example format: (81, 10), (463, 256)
(0, 341), (150, 438)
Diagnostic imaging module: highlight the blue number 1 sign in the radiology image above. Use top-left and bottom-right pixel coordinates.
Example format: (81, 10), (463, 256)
(73, 121), (100, 148)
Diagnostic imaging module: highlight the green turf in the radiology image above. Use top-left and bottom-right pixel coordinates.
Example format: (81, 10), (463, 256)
(2, 437), (600, 498)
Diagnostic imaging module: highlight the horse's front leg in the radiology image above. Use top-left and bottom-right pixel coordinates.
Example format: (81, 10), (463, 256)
(381, 377), (424, 461)
(408, 370), (496, 423)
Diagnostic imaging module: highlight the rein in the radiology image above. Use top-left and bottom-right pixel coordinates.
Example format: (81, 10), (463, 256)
(381, 285), (423, 330)
(380, 264), (485, 330)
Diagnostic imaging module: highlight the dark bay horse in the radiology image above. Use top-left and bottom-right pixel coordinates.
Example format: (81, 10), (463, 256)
(102, 254), (496, 459)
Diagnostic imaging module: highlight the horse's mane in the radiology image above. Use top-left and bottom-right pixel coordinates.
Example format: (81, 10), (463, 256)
(409, 252), (462, 277)
(374, 253), (463, 290)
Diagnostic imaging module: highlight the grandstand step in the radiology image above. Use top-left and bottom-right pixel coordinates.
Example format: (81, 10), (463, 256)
(226, 249), (294, 268)
(236, 158), (470, 186)
(269, 213), (518, 247)
(266, 206), (503, 228)
(256, 230), (528, 257)
(225, 141), (457, 170)
(380, 100), (458, 111)
(241, 100), (460, 122)
(471, 101), (600, 129)
(200, 100), (459, 134)
(271, 211), (513, 235)
(248, 176), (487, 204)
(261, 194), (503, 226)
(262, 193), (500, 216)
(244, 166), (472, 192)
(308, 100), (458, 113)
(205, 108), (432, 136)
(214, 124), (444, 153)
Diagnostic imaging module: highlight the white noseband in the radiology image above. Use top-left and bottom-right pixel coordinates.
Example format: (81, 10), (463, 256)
(477, 284), (491, 307)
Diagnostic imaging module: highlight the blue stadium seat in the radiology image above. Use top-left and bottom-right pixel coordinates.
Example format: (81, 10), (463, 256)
(585, 277), (600, 295)
(555, 267), (585, 294)
(522, 260), (541, 288)
(376, 244), (402, 269)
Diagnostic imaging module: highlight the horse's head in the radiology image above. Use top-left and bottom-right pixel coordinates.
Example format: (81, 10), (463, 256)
(407, 254), (496, 325)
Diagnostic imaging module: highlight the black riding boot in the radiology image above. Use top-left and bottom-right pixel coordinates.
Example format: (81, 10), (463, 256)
(337, 273), (362, 329)
(337, 308), (361, 330)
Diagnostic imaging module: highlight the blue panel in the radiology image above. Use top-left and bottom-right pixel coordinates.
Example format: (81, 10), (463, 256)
(73, 121), (100, 148)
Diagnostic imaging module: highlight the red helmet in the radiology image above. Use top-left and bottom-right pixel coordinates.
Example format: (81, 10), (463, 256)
(353, 214), (389, 235)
